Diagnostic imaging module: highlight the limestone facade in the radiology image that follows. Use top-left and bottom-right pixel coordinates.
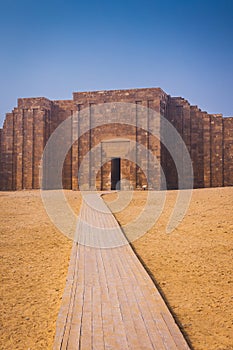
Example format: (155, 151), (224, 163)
(0, 88), (232, 190)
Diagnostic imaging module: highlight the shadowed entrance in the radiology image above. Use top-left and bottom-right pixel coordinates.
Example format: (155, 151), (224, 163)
(111, 158), (121, 190)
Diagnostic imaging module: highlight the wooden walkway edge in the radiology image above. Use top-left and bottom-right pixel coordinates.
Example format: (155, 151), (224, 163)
(53, 193), (191, 350)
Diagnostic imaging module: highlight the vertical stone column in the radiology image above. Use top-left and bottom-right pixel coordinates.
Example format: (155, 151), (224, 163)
(89, 104), (104, 190)
(147, 99), (160, 189)
(182, 103), (192, 188)
(190, 107), (204, 188)
(0, 126), (6, 189)
(22, 109), (33, 189)
(164, 98), (180, 189)
(61, 110), (73, 190)
(162, 99), (177, 189)
(173, 104), (184, 188)
(32, 109), (45, 189)
(93, 125), (104, 192)
(136, 101), (148, 188)
(3, 113), (14, 190)
(14, 109), (23, 190)
(89, 103), (97, 190)
(197, 111), (204, 188)
(1, 128), (6, 190)
(78, 103), (90, 190)
(122, 102), (137, 190)
(203, 113), (211, 188)
(223, 117), (233, 186)
(190, 107), (199, 188)
(162, 101), (171, 189)
(72, 109), (79, 190)
(210, 115), (223, 187)
(182, 103), (191, 153)
(12, 111), (17, 190)
(41, 110), (49, 189)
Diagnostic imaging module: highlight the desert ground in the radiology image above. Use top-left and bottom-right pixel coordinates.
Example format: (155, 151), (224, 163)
(1, 187), (233, 349)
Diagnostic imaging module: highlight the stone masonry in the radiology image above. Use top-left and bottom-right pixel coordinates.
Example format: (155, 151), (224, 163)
(0, 88), (232, 191)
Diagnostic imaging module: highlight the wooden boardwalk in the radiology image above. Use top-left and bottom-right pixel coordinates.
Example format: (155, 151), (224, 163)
(54, 194), (190, 350)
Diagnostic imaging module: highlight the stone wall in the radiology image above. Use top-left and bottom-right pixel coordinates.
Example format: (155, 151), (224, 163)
(164, 96), (233, 189)
(0, 88), (232, 190)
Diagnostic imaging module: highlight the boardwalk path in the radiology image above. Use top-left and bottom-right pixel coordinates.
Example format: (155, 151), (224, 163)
(54, 193), (190, 350)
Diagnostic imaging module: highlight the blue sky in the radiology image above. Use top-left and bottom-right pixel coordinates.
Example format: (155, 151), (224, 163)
(0, 0), (233, 126)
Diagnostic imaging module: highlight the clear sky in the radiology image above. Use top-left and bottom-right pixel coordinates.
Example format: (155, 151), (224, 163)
(0, 0), (233, 126)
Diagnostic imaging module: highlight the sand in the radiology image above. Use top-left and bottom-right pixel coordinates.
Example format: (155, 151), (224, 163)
(0, 191), (82, 350)
(104, 187), (233, 350)
(1, 187), (233, 349)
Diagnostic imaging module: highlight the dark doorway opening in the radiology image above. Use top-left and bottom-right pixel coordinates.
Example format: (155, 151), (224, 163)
(111, 158), (121, 190)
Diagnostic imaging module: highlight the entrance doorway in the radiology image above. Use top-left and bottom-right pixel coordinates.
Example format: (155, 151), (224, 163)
(111, 158), (121, 190)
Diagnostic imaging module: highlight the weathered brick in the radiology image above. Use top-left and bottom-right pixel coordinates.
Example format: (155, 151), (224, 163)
(0, 88), (232, 191)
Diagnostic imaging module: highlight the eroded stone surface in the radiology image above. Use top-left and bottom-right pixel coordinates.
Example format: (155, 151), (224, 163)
(0, 88), (232, 190)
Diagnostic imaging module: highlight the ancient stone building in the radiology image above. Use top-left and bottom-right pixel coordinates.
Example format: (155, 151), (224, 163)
(0, 87), (232, 191)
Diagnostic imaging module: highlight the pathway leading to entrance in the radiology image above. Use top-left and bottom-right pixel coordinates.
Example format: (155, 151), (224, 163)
(53, 194), (190, 349)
